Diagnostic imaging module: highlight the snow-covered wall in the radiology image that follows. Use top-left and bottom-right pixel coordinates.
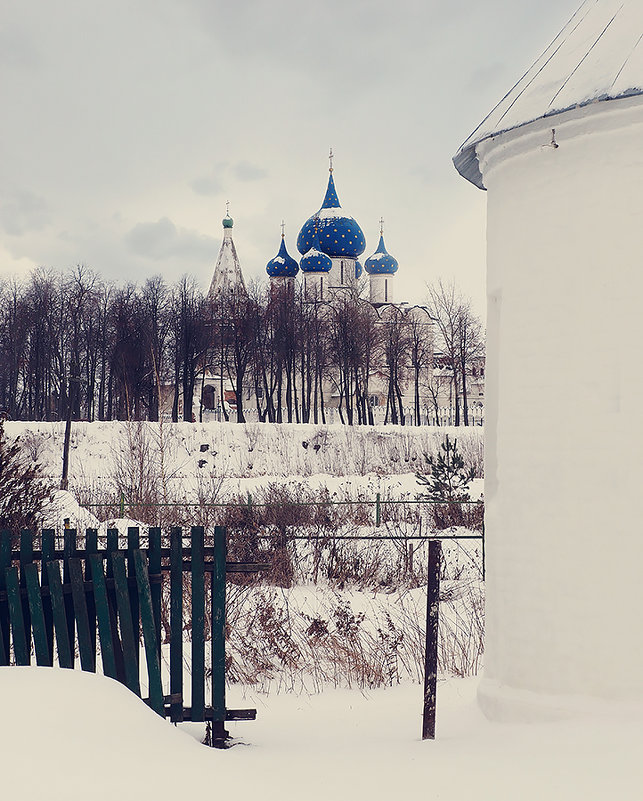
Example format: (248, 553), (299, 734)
(478, 95), (643, 719)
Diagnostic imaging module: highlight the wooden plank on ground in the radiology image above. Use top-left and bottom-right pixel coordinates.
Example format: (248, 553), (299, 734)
(191, 526), (205, 722)
(89, 554), (117, 680)
(24, 563), (51, 666)
(132, 549), (164, 716)
(46, 561), (73, 669)
(5, 566), (29, 665)
(170, 527), (183, 722)
(111, 553), (140, 696)
(69, 558), (95, 673)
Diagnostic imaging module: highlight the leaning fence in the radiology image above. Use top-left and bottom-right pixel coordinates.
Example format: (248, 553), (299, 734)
(0, 526), (267, 747)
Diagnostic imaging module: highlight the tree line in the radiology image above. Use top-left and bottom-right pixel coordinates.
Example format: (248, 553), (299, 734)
(0, 266), (483, 426)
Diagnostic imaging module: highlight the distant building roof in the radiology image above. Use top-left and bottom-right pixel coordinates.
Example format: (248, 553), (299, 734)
(208, 213), (247, 299)
(454, 0), (643, 188)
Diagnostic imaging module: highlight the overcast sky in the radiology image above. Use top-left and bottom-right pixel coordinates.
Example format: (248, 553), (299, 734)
(1, 0), (579, 316)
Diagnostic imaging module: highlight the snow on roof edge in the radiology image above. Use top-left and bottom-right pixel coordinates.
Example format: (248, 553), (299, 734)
(453, 88), (643, 189)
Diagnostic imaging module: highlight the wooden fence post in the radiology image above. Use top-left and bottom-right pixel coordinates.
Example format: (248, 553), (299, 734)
(422, 539), (441, 740)
(211, 525), (227, 746)
(191, 526), (205, 722)
(170, 527), (183, 723)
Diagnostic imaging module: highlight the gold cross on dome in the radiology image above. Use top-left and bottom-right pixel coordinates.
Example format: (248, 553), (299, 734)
(329, 148), (334, 173)
(281, 219), (285, 237)
(226, 199), (230, 217)
(379, 217), (384, 235)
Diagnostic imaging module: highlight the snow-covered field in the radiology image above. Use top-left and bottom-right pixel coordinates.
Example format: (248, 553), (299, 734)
(4, 667), (640, 801)
(6, 419), (483, 495)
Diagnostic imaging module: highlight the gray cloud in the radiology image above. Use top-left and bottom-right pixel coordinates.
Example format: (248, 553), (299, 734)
(124, 217), (217, 261)
(0, 189), (50, 236)
(191, 160), (266, 196)
(191, 166), (226, 197)
(233, 161), (267, 182)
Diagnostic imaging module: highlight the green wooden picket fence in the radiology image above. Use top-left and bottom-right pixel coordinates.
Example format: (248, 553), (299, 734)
(0, 525), (265, 747)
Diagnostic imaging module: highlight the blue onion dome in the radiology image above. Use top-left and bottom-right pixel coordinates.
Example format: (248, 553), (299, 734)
(297, 170), (366, 259)
(364, 232), (398, 275)
(299, 220), (332, 273)
(354, 260), (363, 279)
(266, 234), (299, 277)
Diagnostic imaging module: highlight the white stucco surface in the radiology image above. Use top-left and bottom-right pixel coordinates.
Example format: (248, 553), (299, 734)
(477, 94), (643, 719)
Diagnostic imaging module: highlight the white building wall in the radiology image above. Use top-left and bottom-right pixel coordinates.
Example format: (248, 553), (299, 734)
(328, 257), (356, 288)
(478, 95), (643, 719)
(369, 275), (393, 304)
(303, 273), (326, 301)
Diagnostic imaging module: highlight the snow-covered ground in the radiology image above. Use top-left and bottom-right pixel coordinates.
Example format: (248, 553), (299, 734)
(3, 667), (640, 801)
(6, 419), (483, 490)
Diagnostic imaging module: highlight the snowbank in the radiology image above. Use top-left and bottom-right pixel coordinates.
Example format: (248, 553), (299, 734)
(2, 667), (640, 801)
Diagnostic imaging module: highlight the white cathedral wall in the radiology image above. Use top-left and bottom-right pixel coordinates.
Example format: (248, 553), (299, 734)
(477, 95), (643, 720)
(369, 275), (393, 304)
(326, 257), (362, 289)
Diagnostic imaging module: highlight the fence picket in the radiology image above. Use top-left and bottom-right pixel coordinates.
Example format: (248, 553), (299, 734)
(211, 526), (227, 742)
(0, 531), (11, 663)
(85, 528), (98, 662)
(63, 530), (77, 668)
(41, 529), (55, 663)
(19, 530), (33, 659)
(0, 613), (7, 666)
(69, 558), (95, 673)
(191, 526), (205, 722)
(170, 527), (183, 722)
(106, 529), (125, 682)
(127, 527), (140, 668)
(46, 561), (73, 669)
(89, 554), (118, 680)
(112, 553), (141, 696)
(132, 549), (164, 716)
(5, 566), (29, 665)
(24, 563), (50, 666)
(148, 528), (161, 660)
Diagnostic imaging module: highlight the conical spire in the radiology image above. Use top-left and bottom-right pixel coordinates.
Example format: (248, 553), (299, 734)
(208, 205), (246, 299)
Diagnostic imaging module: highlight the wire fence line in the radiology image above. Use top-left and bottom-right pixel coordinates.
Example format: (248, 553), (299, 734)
(81, 495), (485, 510)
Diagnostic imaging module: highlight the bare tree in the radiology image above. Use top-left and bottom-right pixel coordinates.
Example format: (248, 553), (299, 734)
(426, 280), (484, 426)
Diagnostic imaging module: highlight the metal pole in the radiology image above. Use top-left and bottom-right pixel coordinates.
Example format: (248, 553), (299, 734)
(422, 539), (441, 740)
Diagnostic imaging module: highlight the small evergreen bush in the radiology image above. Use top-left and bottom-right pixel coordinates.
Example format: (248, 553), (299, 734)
(416, 435), (478, 529)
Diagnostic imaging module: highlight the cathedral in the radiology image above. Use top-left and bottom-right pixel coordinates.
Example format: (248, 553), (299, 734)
(208, 153), (401, 306)
(195, 154), (481, 425)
